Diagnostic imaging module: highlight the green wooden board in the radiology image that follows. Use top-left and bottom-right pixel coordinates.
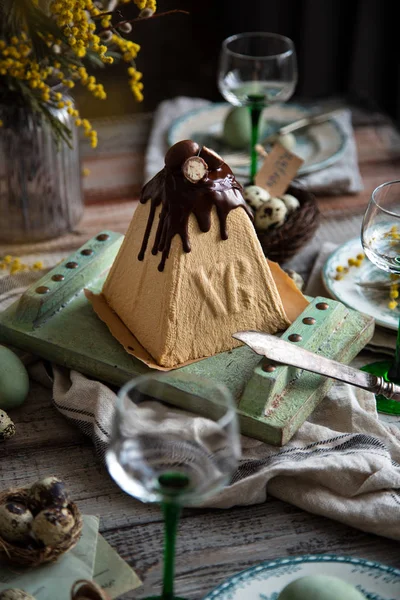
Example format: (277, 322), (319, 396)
(0, 231), (375, 445)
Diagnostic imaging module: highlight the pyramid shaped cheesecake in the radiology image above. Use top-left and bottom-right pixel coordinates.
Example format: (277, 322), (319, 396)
(102, 140), (308, 368)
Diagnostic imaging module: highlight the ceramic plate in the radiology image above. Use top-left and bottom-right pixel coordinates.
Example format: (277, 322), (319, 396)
(168, 103), (347, 179)
(322, 237), (398, 331)
(202, 555), (400, 600)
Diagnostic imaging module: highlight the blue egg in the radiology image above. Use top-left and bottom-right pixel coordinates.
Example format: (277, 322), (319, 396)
(0, 345), (30, 409)
(278, 575), (366, 600)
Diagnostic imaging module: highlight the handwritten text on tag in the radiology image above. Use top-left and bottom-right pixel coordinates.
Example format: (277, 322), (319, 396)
(255, 142), (304, 197)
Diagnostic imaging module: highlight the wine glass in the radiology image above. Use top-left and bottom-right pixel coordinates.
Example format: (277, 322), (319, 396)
(361, 180), (400, 415)
(218, 32), (298, 184)
(106, 372), (240, 600)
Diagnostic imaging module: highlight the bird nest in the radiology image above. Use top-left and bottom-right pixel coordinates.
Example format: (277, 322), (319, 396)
(256, 183), (320, 264)
(0, 487), (83, 567)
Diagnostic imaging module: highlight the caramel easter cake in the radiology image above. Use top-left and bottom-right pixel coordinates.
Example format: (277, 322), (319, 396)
(101, 140), (308, 368)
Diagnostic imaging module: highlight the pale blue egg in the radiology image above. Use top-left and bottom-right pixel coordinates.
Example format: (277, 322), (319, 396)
(223, 107), (268, 150)
(0, 345), (30, 409)
(222, 107), (252, 149)
(278, 575), (366, 600)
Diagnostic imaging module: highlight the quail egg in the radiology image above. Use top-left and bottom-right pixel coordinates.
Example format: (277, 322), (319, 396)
(281, 193), (300, 213)
(28, 476), (69, 513)
(243, 185), (271, 211)
(0, 409), (15, 442)
(254, 198), (288, 231)
(0, 590), (36, 600)
(0, 501), (33, 543)
(32, 507), (75, 547)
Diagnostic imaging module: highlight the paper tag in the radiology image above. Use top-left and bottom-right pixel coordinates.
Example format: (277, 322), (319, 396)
(94, 535), (142, 598)
(255, 142), (304, 197)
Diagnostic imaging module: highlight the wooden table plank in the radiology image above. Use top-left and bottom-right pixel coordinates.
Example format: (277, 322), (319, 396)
(1, 382), (399, 599)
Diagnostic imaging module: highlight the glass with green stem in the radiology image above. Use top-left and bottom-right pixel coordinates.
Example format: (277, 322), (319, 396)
(361, 180), (400, 414)
(106, 372), (240, 600)
(218, 32), (298, 184)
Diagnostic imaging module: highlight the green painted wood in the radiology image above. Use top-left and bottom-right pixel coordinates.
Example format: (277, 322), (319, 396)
(0, 231), (374, 446)
(15, 231), (122, 329)
(238, 302), (373, 445)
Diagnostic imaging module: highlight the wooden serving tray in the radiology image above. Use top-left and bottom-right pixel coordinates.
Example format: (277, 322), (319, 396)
(0, 231), (374, 445)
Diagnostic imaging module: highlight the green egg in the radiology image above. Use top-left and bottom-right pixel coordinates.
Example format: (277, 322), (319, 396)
(278, 575), (366, 600)
(223, 107), (252, 150)
(0, 345), (30, 410)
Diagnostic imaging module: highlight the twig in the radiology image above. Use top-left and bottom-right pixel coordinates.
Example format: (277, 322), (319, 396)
(97, 9), (190, 32)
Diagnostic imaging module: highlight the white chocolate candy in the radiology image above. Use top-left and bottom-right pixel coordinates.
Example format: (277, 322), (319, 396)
(254, 198), (288, 231)
(243, 185), (271, 211)
(182, 156), (208, 183)
(281, 193), (300, 213)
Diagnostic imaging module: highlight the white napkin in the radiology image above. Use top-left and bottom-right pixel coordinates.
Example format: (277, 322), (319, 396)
(144, 96), (363, 194)
(52, 366), (400, 541)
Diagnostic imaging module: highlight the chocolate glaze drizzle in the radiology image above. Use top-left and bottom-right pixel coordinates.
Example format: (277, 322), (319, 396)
(138, 142), (253, 272)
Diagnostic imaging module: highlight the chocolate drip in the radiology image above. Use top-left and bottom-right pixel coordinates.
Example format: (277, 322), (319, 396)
(138, 146), (253, 272)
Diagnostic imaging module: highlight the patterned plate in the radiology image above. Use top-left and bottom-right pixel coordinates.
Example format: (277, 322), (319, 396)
(202, 555), (400, 600)
(322, 237), (398, 331)
(168, 103), (347, 178)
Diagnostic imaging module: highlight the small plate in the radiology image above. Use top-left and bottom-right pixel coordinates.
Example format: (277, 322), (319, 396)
(168, 103), (347, 179)
(322, 237), (398, 331)
(202, 555), (400, 600)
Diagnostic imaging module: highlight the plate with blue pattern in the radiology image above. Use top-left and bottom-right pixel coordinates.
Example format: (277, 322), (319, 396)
(322, 237), (398, 331)
(168, 103), (347, 180)
(202, 555), (400, 600)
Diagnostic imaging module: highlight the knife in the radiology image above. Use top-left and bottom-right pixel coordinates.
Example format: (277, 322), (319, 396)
(233, 330), (400, 401)
(223, 108), (343, 166)
(266, 108), (343, 140)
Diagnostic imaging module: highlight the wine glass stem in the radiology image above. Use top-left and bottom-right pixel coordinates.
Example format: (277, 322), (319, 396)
(161, 500), (181, 600)
(249, 103), (263, 184)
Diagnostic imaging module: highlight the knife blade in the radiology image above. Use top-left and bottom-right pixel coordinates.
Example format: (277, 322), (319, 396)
(233, 330), (400, 401)
(261, 108), (343, 145)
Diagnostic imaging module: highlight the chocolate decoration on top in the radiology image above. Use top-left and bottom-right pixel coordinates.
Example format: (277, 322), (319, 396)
(138, 140), (253, 272)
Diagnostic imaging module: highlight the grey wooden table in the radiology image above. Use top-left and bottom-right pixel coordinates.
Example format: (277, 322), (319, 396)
(1, 378), (399, 600)
(2, 110), (400, 598)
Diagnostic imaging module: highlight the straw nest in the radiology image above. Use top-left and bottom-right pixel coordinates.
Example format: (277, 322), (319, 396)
(0, 487), (82, 567)
(255, 183), (320, 264)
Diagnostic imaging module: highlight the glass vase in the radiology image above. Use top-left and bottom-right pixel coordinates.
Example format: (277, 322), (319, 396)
(0, 97), (83, 243)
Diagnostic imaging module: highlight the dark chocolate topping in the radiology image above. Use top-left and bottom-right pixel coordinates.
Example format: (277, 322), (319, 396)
(138, 141), (253, 272)
(164, 139), (199, 170)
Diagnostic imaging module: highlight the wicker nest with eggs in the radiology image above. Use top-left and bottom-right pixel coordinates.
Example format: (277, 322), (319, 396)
(0, 477), (82, 567)
(244, 183), (320, 264)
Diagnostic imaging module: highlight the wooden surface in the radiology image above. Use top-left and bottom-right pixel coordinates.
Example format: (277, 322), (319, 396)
(2, 111), (400, 599)
(2, 380), (400, 599)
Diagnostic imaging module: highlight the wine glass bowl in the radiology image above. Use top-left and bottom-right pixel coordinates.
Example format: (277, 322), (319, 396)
(218, 32), (297, 107)
(361, 180), (400, 414)
(218, 32), (298, 183)
(362, 180), (400, 273)
(107, 374), (239, 505)
(106, 373), (240, 600)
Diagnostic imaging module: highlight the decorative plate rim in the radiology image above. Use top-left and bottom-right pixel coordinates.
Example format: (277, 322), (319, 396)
(167, 102), (348, 176)
(321, 237), (398, 331)
(201, 554), (400, 600)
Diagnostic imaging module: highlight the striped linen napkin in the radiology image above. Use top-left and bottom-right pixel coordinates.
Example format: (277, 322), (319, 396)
(2, 266), (400, 541)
